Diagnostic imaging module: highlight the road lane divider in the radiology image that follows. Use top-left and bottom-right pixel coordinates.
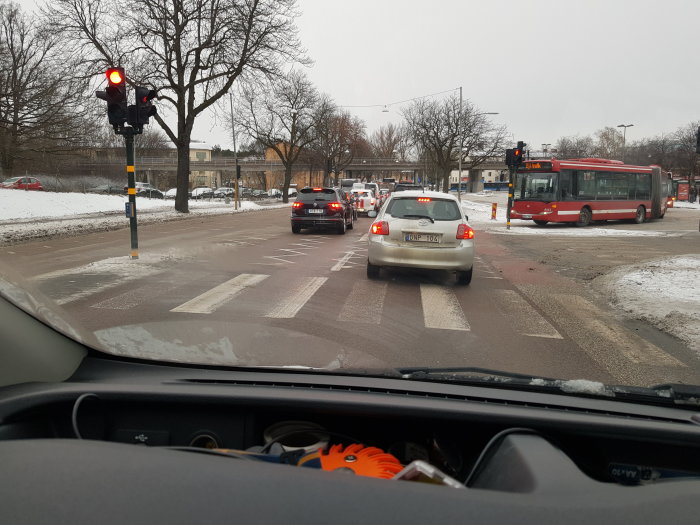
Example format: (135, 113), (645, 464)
(493, 289), (563, 339)
(171, 273), (269, 314)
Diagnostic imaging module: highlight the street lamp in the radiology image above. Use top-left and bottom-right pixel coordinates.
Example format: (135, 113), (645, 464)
(542, 143), (551, 157)
(617, 124), (633, 162)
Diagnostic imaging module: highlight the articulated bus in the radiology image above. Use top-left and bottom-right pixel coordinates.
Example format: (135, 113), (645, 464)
(510, 158), (670, 226)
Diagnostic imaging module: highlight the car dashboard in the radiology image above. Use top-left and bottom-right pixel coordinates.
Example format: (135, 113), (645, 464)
(2, 356), (700, 524)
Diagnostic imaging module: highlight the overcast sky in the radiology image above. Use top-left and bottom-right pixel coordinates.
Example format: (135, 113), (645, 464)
(27, 0), (700, 151)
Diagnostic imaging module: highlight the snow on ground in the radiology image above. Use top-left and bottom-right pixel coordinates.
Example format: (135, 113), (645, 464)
(594, 255), (700, 353)
(0, 190), (290, 245)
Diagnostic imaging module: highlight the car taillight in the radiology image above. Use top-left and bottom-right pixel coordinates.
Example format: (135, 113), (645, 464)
(292, 202), (303, 209)
(371, 221), (389, 235)
(456, 224), (475, 239)
(370, 199), (375, 205)
(328, 202), (342, 210)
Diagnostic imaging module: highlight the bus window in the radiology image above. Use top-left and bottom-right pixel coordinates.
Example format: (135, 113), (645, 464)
(518, 172), (556, 201)
(596, 172), (630, 200)
(636, 173), (651, 199)
(559, 170), (573, 200)
(576, 171), (596, 200)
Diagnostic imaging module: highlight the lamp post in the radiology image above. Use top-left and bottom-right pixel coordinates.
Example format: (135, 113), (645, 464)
(617, 124), (633, 162)
(542, 143), (551, 158)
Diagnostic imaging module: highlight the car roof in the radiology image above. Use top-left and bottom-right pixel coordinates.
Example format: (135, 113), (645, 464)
(389, 190), (458, 201)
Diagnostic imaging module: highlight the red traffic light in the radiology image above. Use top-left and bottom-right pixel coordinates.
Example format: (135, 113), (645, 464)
(106, 68), (125, 86)
(514, 149), (521, 156)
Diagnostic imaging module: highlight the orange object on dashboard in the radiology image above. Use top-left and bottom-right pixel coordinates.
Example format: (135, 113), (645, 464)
(318, 444), (403, 479)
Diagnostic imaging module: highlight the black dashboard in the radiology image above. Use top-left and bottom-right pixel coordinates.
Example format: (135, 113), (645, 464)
(2, 356), (700, 524)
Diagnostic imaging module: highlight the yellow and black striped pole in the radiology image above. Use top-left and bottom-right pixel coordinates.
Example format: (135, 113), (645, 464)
(125, 132), (139, 259)
(506, 166), (515, 231)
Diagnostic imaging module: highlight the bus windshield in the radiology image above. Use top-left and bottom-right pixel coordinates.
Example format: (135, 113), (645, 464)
(515, 172), (557, 201)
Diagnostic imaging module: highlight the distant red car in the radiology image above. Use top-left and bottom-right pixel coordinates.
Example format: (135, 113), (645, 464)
(0, 176), (44, 190)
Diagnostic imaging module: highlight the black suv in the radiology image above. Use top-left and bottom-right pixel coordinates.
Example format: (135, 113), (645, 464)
(291, 187), (355, 234)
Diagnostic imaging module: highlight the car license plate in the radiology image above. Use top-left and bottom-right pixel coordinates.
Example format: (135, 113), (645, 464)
(308, 209), (324, 214)
(405, 233), (441, 243)
(522, 214), (532, 219)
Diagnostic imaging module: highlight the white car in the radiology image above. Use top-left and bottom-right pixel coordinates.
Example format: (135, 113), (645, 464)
(366, 190), (475, 284)
(351, 189), (377, 215)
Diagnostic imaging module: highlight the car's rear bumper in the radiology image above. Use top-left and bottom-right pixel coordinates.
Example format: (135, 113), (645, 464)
(292, 216), (344, 228)
(368, 238), (474, 271)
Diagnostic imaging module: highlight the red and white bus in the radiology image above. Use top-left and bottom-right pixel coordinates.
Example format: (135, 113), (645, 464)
(510, 158), (670, 226)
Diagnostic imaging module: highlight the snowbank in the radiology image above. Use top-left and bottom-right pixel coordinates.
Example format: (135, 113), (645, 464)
(594, 255), (700, 352)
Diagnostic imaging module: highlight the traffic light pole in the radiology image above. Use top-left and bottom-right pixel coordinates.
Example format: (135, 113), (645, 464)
(124, 130), (139, 259)
(506, 166), (515, 231)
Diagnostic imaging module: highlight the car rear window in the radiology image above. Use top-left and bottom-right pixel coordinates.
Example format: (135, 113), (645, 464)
(386, 197), (461, 221)
(298, 189), (337, 202)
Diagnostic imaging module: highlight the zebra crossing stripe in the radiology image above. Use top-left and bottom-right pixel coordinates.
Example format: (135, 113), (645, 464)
(420, 284), (470, 331)
(171, 274), (269, 314)
(265, 277), (328, 318)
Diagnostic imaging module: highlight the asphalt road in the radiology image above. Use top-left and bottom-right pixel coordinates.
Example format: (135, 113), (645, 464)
(2, 205), (699, 387)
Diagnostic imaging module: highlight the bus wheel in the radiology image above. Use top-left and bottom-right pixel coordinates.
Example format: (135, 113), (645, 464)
(533, 220), (548, 226)
(634, 205), (646, 224)
(575, 207), (592, 227)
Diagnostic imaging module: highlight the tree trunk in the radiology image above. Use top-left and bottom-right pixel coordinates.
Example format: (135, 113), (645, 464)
(281, 164), (293, 203)
(175, 144), (191, 213)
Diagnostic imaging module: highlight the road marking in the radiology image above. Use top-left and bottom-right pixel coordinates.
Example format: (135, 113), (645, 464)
(493, 289), (562, 339)
(338, 281), (387, 324)
(331, 251), (355, 271)
(265, 277), (327, 318)
(262, 255), (296, 264)
(91, 284), (176, 310)
(171, 273), (268, 314)
(420, 284), (470, 331)
(358, 233), (368, 242)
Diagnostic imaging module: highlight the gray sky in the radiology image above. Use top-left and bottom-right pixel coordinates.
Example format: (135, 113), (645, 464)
(201, 0), (699, 151)
(27, 0), (700, 151)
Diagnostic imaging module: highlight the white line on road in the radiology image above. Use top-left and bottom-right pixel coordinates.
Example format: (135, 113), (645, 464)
(331, 251), (356, 271)
(171, 273), (268, 314)
(338, 281), (387, 324)
(358, 233), (368, 242)
(493, 289), (562, 339)
(420, 284), (470, 331)
(265, 277), (327, 318)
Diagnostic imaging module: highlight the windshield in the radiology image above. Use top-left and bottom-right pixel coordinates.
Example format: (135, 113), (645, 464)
(386, 197), (461, 221)
(1, 0), (699, 402)
(515, 172), (557, 201)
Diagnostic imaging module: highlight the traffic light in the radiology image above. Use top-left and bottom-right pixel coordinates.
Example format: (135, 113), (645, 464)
(514, 141), (527, 166)
(134, 86), (157, 127)
(505, 148), (515, 167)
(696, 127), (700, 154)
(95, 67), (127, 129)
(236, 165), (241, 179)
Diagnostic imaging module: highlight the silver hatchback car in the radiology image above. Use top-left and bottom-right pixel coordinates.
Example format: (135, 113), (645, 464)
(366, 190), (475, 284)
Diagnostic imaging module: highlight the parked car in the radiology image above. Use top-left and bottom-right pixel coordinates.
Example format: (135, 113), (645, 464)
(251, 189), (269, 198)
(136, 188), (165, 199)
(86, 184), (124, 195)
(213, 187), (234, 198)
(191, 187), (215, 199)
(164, 188), (193, 199)
(0, 176), (43, 191)
(367, 190), (475, 285)
(268, 188), (283, 198)
(291, 187), (354, 234)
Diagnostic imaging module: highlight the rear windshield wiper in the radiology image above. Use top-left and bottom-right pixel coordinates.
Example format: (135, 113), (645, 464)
(398, 214), (434, 223)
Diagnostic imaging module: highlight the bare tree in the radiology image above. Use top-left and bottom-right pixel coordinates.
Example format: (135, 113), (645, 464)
(672, 121), (700, 183)
(47, 0), (306, 212)
(593, 127), (624, 159)
(402, 94), (507, 192)
(235, 70), (320, 203)
(0, 1), (91, 178)
(554, 135), (595, 159)
(369, 123), (410, 159)
(310, 98), (366, 185)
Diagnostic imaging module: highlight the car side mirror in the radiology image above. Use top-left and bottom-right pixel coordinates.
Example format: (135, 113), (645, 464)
(368, 210), (377, 218)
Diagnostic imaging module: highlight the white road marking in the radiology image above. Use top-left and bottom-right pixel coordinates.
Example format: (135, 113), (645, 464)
(420, 284), (470, 331)
(338, 281), (387, 324)
(331, 251), (356, 271)
(91, 284), (176, 310)
(358, 233), (368, 242)
(265, 277), (327, 318)
(493, 289), (563, 339)
(171, 273), (269, 314)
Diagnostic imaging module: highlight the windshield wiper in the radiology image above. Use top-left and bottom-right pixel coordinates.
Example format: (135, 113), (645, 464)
(399, 214), (434, 223)
(397, 366), (556, 382)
